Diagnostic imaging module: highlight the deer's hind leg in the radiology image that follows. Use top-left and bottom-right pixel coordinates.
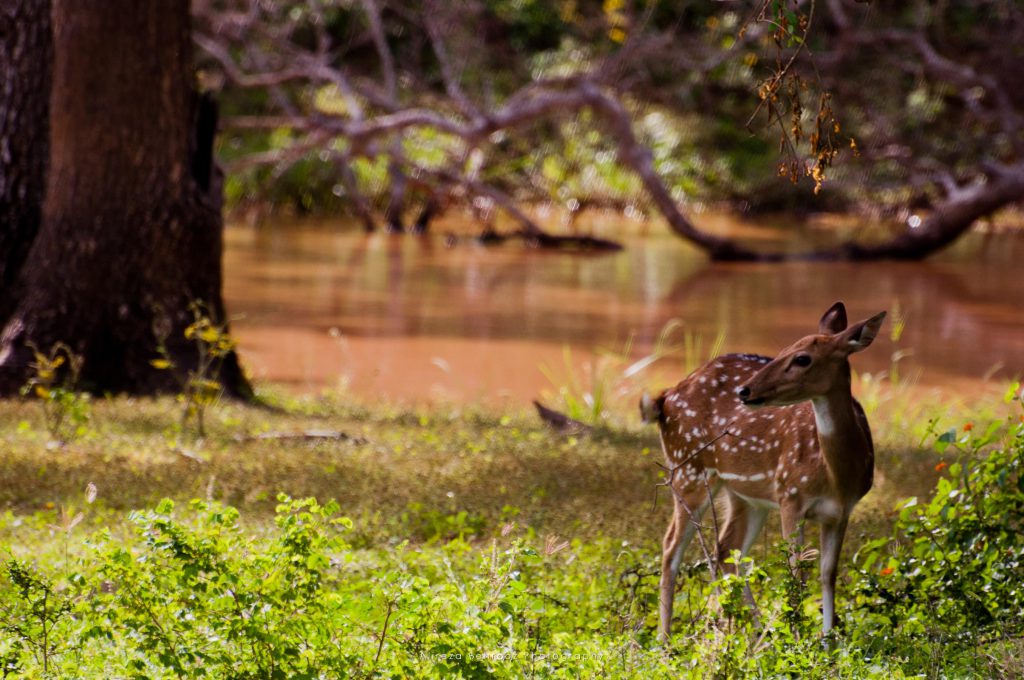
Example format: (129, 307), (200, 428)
(716, 490), (768, 573)
(659, 484), (716, 643)
(715, 491), (769, 622)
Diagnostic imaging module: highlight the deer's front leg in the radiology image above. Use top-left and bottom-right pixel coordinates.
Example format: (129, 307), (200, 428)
(779, 500), (807, 584)
(819, 517), (848, 635)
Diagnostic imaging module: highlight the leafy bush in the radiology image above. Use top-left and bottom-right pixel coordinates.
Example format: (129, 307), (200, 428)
(0, 559), (77, 676)
(0, 500), (906, 678)
(20, 342), (90, 444)
(850, 410), (1024, 670)
(89, 496), (355, 678)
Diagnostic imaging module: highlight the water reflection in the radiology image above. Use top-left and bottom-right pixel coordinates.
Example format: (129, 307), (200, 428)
(223, 220), (1024, 403)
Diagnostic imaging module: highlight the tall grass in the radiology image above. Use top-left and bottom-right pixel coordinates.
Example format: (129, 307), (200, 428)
(538, 319), (726, 426)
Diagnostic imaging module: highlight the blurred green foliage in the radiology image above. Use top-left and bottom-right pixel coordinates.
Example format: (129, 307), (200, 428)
(206, 1), (1022, 223)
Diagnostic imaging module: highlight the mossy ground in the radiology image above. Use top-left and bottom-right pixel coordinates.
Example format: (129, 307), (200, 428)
(0, 380), (993, 549)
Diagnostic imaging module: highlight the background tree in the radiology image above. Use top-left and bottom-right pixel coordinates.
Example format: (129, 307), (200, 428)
(0, 0), (50, 322)
(0, 0), (249, 395)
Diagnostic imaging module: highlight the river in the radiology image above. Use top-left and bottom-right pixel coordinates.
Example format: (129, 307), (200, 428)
(223, 217), (1023, 405)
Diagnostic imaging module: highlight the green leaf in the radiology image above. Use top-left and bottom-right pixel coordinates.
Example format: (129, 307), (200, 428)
(1004, 381), (1021, 403)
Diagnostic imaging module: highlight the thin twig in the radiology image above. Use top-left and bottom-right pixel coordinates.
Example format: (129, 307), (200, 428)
(373, 599), (395, 667)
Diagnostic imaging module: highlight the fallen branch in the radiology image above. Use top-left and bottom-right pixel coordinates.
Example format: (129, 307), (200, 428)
(796, 161), (1024, 261)
(233, 429), (367, 445)
(420, 166), (623, 251)
(471, 230), (623, 252)
(533, 400), (592, 436)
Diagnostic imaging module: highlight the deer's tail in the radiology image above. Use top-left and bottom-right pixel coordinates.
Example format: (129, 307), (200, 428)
(639, 390), (666, 424)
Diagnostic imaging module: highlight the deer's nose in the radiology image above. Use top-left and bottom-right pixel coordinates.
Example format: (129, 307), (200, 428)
(738, 386), (751, 401)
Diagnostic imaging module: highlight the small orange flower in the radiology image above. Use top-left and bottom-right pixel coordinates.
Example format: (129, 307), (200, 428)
(935, 461), (948, 472)
(963, 422), (974, 432)
(880, 566), (894, 576)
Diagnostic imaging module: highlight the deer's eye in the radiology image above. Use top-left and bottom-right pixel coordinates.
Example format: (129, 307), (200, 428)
(792, 354), (812, 368)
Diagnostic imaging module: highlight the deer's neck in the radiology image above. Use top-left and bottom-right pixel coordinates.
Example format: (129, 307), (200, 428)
(810, 380), (872, 501)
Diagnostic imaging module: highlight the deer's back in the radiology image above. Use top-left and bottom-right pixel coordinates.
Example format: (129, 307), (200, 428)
(655, 354), (825, 502)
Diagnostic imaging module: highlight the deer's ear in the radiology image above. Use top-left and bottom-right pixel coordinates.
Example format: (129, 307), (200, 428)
(819, 301), (848, 335)
(837, 311), (887, 353)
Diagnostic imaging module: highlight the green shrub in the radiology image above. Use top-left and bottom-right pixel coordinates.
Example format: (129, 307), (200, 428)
(850, 413), (1024, 670)
(87, 496), (355, 678)
(0, 559), (77, 676)
(20, 342), (90, 444)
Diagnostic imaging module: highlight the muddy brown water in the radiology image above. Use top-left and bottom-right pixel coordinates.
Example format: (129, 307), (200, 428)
(223, 218), (1024, 404)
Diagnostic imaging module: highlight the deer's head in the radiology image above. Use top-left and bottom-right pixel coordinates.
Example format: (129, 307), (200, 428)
(738, 302), (886, 407)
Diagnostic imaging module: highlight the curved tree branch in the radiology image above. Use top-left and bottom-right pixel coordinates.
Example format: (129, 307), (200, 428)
(828, 163), (1024, 261)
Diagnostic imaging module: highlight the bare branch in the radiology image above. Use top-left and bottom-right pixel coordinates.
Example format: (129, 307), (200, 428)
(194, 33), (309, 88)
(360, 0), (398, 103)
(422, 0), (481, 120)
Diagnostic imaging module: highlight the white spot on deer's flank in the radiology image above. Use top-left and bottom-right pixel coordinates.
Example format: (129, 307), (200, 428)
(719, 471), (768, 482)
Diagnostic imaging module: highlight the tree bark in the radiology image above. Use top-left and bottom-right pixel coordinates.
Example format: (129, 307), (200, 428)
(0, 0), (50, 322)
(0, 0), (249, 396)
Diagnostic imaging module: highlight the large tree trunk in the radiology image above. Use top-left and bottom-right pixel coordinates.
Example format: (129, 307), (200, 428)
(0, 0), (249, 396)
(0, 0), (50, 323)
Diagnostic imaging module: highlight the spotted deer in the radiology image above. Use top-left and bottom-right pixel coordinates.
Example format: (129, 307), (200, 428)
(641, 302), (886, 642)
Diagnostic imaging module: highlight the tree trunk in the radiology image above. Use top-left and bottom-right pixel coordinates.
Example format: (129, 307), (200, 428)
(0, 0), (50, 323)
(0, 0), (249, 396)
